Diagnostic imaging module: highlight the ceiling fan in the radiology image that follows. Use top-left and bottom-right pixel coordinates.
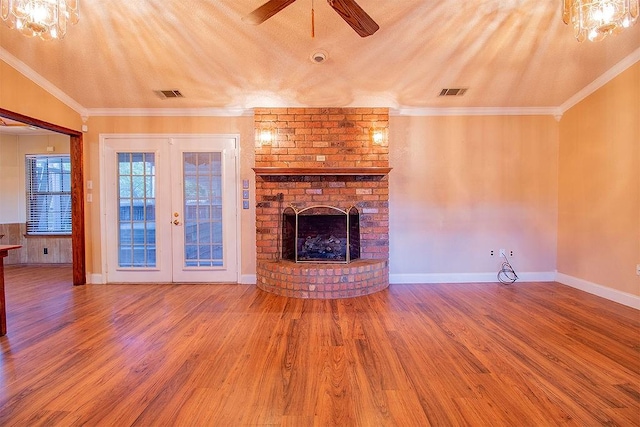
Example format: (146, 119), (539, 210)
(243, 0), (379, 37)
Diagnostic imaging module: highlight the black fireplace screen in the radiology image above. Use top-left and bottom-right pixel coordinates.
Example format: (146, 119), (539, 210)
(282, 205), (360, 263)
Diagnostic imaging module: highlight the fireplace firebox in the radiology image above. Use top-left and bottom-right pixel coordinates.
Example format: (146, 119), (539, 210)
(282, 205), (360, 263)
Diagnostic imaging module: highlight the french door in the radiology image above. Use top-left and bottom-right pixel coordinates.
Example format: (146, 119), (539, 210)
(103, 135), (238, 283)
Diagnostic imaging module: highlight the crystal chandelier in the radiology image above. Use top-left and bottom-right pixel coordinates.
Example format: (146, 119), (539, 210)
(563, 0), (639, 41)
(1, 0), (79, 40)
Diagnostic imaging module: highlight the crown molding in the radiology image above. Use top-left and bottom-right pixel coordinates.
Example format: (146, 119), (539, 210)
(0, 47), (87, 117)
(90, 106), (560, 118)
(390, 106), (561, 117)
(85, 108), (253, 117)
(559, 47), (640, 115)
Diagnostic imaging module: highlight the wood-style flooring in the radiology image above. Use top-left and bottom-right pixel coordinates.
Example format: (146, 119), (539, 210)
(0, 266), (638, 426)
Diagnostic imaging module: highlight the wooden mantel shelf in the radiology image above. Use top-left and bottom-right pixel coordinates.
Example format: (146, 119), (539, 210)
(253, 167), (392, 176)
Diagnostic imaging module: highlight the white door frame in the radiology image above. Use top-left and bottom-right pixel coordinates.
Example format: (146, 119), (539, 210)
(98, 133), (241, 284)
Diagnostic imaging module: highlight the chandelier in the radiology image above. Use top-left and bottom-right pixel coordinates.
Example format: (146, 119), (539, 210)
(1, 0), (79, 40)
(563, 0), (639, 41)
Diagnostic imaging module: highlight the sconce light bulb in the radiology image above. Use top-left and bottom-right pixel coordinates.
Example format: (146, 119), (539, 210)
(373, 132), (384, 144)
(259, 128), (274, 145)
(370, 127), (385, 145)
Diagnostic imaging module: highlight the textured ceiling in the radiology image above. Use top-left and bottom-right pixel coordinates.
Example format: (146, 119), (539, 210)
(0, 0), (639, 113)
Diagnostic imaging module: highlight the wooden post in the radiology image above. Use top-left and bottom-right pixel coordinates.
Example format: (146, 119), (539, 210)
(0, 245), (22, 336)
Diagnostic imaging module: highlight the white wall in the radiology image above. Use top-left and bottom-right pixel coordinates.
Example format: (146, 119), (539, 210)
(388, 115), (559, 283)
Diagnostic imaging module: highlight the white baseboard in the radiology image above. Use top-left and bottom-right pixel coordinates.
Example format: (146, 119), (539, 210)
(388, 272), (638, 309)
(88, 273), (256, 285)
(389, 271), (556, 284)
(555, 273), (639, 309)
(88, 270), (637, 309)
(86, 273), (105, 284)
(241, 274), (257, 285)
(87, 273), (255, 285)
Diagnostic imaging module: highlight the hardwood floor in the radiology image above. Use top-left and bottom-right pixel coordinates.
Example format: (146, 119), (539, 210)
(0, 266), (638, 426)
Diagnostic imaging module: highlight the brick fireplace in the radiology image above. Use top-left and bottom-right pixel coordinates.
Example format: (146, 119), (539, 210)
(254, 107), (390, 299)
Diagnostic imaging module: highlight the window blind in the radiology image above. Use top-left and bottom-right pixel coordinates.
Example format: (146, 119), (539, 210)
(25, 155), (72, 235)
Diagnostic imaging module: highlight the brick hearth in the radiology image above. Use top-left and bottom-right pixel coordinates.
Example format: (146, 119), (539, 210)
(257, 259), (389, 299)
(254, 107), (390, 299)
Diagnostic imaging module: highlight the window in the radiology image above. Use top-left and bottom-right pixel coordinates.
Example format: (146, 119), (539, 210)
(25, 155), (72, 235)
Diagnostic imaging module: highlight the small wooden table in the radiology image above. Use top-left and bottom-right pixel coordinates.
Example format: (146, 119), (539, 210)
(0, 245), (21, 336)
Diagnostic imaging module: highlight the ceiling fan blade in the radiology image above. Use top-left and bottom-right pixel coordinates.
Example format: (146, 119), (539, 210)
(327, 0), (379, 37)
(242, 0), (299, 25)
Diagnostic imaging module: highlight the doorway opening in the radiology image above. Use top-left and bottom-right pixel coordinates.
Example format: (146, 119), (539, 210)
(0, 108), (85, 286)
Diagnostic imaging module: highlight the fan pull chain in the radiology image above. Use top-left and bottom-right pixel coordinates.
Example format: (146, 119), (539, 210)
(311, 0), (315, 38)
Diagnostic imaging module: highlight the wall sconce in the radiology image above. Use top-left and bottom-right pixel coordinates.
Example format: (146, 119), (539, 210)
(257, 126), (275, 146)
(370, 127), (387, 145)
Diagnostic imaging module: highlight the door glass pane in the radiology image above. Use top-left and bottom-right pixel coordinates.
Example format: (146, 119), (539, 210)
(117, 152), (156, 267)
(183, 152), (223, 267)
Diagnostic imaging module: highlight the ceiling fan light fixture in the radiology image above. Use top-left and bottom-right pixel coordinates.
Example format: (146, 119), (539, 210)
(562, 0), (639, 42)
(1, 0), (79, 40)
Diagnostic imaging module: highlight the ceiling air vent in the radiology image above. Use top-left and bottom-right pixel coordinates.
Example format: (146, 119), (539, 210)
(155, 89), (184, 99)
(439, 88), (468, 97)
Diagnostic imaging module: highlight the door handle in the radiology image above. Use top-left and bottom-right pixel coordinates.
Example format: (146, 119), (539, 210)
(173, 219), (180, 225)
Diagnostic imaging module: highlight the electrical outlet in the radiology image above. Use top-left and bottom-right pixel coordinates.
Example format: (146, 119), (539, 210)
(43, 248), (48, 255)
(510, 250), (514, 257)
(490, 250), (494, 256)
(499, 249), (506, 258)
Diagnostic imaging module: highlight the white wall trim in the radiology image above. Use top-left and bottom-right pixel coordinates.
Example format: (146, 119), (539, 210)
(390, 106), (561, 117)
(555, 273), (639, 309)
(389, 272), (638, 309)
(88, 106), (561, 119)
(86, 108), (253, 117)
(86, 273), (105, 284)
(92, 269), (639, 309)
(558, 47), (640, 114)
(0, 47), (87, 117)
(241, 274), (257, 285)
(88, 273), (256, 285)
(390, 271), (556, 284)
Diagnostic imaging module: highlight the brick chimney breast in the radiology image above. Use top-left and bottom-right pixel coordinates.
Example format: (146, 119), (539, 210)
(254, 108), (390, 299)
